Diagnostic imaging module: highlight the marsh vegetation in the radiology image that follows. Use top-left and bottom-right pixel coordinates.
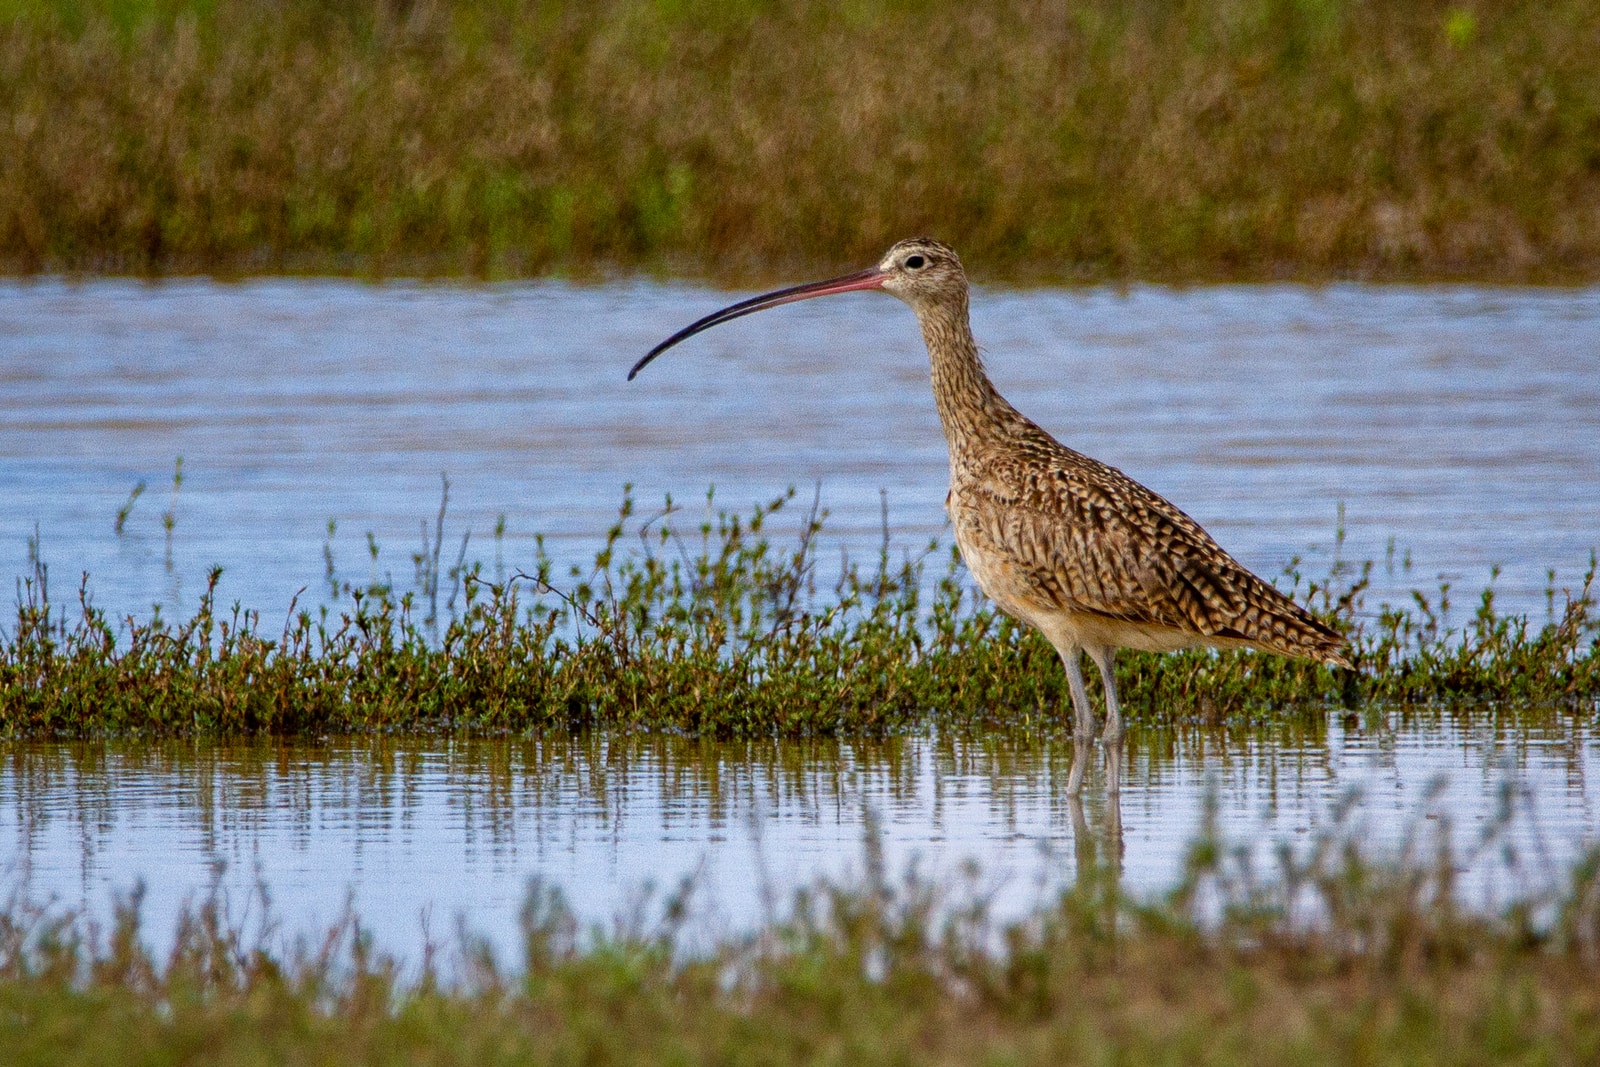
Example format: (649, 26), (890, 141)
(2, 0), (1597, 281)
(4, 491), (1595, 737)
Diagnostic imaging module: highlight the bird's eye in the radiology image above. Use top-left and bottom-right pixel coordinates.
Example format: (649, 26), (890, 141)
(904, 255), (926, 270)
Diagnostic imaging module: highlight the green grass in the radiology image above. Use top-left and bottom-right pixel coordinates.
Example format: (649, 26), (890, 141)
(1, 799), (1599, 1065)
(3, 488), (1595, 738)
(1, 0), (1598, 281)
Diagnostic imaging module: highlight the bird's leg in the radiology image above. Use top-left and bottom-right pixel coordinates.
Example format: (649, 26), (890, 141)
(1060, 646), (1096, 795)
(1085, 644), (1124, 794)
(1084, 645), (1123, 745)
(1059, 645), (1096, 737)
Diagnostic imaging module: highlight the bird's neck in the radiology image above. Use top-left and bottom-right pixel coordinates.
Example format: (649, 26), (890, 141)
(916, 297), (1018, 454)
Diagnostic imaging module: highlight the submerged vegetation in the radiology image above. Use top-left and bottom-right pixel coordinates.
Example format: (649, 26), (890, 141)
(2, 798), (1600, 1065)
(2, 490), (1595, 738)
(2, 0), (1598, 281)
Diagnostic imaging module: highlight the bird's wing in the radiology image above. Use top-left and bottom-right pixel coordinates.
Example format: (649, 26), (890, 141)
(961, 443), (1282, 640)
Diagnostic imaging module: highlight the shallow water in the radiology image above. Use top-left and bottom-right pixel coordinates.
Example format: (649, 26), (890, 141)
(2, 278), (1597, 625)
(3, 280), (1598, 961)
(3, 711), (1594, 960)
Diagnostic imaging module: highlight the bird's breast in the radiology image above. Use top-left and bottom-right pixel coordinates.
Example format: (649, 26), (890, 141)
(946, 480), (1056, 626)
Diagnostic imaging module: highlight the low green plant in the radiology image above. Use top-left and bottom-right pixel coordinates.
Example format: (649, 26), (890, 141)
(1, 488), (1595, 737)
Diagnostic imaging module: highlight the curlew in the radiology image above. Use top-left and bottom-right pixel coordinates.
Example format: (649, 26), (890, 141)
(629, 238), (1351, 793)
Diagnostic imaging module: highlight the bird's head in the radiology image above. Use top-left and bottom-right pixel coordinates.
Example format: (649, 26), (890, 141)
(627, 237), (966, 380)
(874, 237), (967, 312)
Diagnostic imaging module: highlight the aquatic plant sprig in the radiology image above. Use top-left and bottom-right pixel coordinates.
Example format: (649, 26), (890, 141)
(113, 479), (145, 537)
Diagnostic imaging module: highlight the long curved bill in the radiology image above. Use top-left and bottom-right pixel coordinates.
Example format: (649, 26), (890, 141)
(628, 266), (887, 380)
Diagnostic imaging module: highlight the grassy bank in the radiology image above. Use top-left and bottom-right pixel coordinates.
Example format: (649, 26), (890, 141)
(2, 0), (1598, 282)
(2, 806), (1599, 1065)
(3, 491), (1595, 737)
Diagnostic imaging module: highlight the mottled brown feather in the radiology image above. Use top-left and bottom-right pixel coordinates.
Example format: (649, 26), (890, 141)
(955, 427), (1350, 666)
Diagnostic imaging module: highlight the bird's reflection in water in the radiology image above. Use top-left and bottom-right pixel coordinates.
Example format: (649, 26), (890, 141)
(1067, 740), (1124, 895)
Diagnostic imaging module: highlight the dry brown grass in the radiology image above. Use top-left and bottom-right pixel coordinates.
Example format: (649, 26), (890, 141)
(1, 0), (1597, 281)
